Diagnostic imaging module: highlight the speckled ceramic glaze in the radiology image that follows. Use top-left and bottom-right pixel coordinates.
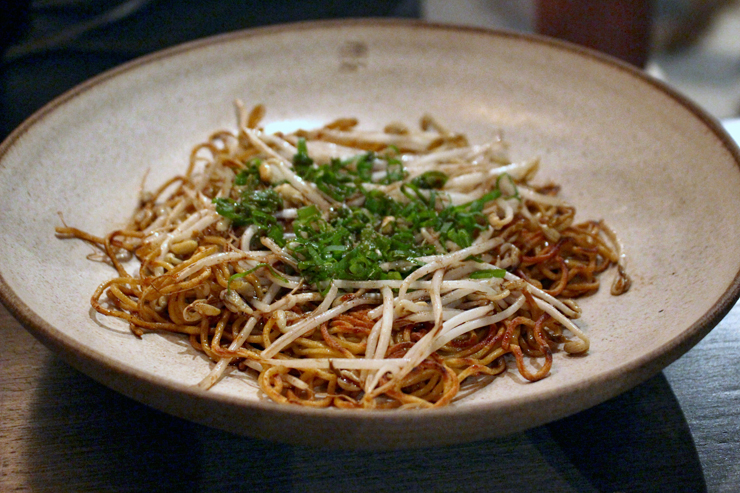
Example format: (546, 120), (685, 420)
(1, 20), (739, 449)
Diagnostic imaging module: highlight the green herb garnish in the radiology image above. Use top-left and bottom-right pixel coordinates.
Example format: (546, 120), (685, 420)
(228, 263), (288, 289)
(411, 170), (449, 189)
(469, 269), (507, 279)
(214, 144), (511, 284)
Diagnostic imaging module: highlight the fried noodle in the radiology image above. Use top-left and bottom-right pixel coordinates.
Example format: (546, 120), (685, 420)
(56, 103), (630, 409)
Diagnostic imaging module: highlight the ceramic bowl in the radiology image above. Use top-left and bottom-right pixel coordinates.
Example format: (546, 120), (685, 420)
(2, 20), (740, 449)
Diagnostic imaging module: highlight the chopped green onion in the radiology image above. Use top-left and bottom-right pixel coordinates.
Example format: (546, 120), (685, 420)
(411, 170), (449, 189)
(293, 137), (314, 172)
(496, 173), (520, 199)
(227, 263), (287, 289)
(469, 269), (507, 279)
(213, 141), (518, 285)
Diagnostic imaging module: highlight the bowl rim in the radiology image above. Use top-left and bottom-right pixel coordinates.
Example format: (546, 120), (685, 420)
(2, 18), (740, 445)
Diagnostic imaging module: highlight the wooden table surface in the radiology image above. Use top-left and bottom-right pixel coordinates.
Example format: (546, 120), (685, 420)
(2, 122), (739, 493)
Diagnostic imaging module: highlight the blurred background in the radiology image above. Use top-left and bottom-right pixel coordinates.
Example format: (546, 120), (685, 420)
(1, 0), (739, 142)
(423, 0), (740, 119)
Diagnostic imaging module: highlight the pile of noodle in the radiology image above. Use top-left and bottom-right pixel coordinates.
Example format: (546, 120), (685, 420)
(57, 103), (630, 409)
